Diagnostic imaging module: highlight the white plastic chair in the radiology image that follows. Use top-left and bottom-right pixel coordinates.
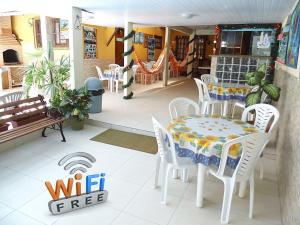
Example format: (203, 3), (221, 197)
(0, 91), (23, 104)
(241, 103), (280, 180)
(194, 78), (222, 115)
(108, 64), (120, 75)
(96, 66), (110, 90)
(232, 87), (268, 119)
(152, 116), (195, 204)
(114, 67), (124, 93)
(201, 74), (218, 84)
(208, 132), (270, 224)
(169, 97), (200, 120)
(132, 65), (138, 84)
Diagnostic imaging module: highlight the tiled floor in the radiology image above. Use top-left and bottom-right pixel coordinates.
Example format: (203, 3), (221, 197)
(0, 125), (281, 225)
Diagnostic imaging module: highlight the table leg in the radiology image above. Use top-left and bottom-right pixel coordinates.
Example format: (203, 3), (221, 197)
(110, 78), (114, 93)
(223, 100), (229, 117)
(239, 181), (247, 198)
(196, 164), (207, 207)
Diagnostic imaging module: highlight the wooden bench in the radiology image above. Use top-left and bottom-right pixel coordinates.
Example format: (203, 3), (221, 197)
(0, 95), (66, 144)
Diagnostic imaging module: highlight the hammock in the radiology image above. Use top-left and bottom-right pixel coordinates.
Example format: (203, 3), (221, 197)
(133, 48), (166, 75)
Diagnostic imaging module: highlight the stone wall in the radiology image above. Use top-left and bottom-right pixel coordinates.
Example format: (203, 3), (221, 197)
(274, 63), (300, 225)
(83, 58), (114, 81)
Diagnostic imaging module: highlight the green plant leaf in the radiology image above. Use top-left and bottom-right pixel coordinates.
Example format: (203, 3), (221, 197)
(254, 71), (265, 82)
(246, 76), (259, 86)
(246, 91), (262, 106)
(262, 84), (281, 101)
(257, 64), (266, 73)
(245, 72), (255, 81)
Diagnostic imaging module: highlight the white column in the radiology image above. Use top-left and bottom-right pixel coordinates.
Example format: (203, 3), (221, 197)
(69, 7), (84, 89)
(123, 21), (133, 97)
(163, 27), (170, 86)
(187, 30), (195, 78)
(40, 15), (52, 60)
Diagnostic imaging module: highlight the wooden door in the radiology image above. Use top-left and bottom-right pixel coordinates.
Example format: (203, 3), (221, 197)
(115, 28), (124, 66)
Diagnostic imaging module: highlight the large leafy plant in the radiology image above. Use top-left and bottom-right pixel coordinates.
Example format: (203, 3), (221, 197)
(245, 65), (281, 106)
(59, 87), (92, 121)
(24, 55), (70, 99)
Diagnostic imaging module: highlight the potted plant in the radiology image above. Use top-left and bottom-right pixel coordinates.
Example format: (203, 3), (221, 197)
(49, 93), (63, 119)
(59, 87), (91, 130)
(245, 65), (281, 106)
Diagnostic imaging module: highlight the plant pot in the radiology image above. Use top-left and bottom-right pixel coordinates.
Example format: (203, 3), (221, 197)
(49, 109), (63, 119)
(71, 119), (84, 130)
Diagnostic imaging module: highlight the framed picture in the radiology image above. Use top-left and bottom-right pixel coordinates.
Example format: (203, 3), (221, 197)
(134, 32), (144, 44)
(83, 27), (97, 59)
(147, 37), (155, 61)
(286, 1), (300, 68)
(144, 34), (150, 48)
(154, 35), (162, 49)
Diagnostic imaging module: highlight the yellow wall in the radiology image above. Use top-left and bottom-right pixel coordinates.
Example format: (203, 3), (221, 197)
(83, 24), (115, 62)
(133, 27), (165, 61)
(11, 14), (38, 64)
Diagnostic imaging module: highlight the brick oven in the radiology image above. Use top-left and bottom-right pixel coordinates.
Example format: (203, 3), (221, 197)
(0, 16), (25, 89)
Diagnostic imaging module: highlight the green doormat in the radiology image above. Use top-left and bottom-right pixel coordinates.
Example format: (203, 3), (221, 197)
(90, 129), (158, 154)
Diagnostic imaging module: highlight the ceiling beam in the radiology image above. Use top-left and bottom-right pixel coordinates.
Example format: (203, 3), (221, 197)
(170, 26), (193, 35)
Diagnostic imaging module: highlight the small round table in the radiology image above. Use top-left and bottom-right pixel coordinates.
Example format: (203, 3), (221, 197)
(207, 83), (251, 116)
(167, 115), (258, 207)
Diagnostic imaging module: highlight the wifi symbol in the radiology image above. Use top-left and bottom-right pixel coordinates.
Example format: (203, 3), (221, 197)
(58, 152), (96, 174)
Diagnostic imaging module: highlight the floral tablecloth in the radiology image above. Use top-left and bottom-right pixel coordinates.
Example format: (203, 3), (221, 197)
(167, 115), (258, 168)
(207, 83), (250, 101)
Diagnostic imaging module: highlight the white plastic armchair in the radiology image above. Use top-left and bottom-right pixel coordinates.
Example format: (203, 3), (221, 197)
(194, 78), (222, 115)
(108, 64), (120, 75)
(152, 116), (195, 204)
(241, 103), (280, 180)
(96, 66), (110, 90)
(241, 103), (280, 133)
(201, 74), (218, 84)
(114, 67), (125, 93)
(169, 97), (200, 120)
(0, 91), (23, 104)
(208, 132), (270, 224)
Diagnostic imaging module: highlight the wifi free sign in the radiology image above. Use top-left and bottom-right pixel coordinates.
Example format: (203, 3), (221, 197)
(45, 152), (108, 215)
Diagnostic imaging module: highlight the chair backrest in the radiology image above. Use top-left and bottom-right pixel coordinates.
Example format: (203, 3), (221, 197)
(0, 91), (23, 104)
(169, 97), (200, 120)
(201, 74), (218, 84)
(152, 116), (179, 166)
(241, 103), (280, 133)
(109, 64), (120, 73)
(115, 67), (124, 80)
(132, 65), (138, 74)
(217, 132), (269, 182)
(194, 78), (211, 104)
(96, 66), (105, 79)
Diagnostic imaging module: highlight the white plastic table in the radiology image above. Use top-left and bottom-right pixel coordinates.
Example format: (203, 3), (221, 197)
(167, 115), (259, 207)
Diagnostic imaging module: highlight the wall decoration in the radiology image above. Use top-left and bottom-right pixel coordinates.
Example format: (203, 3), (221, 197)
(277, 27), (289, 64)
(154, 35), (162, 49)
(134, 32), (144, 44)
(59, 19), (69, 44)
(147, 37), (155, 61)
(83, 27), (97, 59)
(286, 1), (300, 68)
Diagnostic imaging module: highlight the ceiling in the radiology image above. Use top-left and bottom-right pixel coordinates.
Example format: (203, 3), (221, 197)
(0, 0), (298, 27)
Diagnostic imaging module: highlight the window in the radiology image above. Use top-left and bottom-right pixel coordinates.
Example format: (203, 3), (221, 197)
(33, 18), (69, 48)
(51, 18), (69, 47)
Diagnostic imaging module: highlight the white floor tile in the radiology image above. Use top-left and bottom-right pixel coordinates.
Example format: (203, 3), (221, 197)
(19, 192), (61, 225)
(124, 187), (181, 225)
(53, 204), (120, 225)
(0, 203), (13, 221)
(111, 212), (158, 225)
(105, 178), (141, 210)
(0, 175), (44, 208)
(0, 211), (45, 225)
